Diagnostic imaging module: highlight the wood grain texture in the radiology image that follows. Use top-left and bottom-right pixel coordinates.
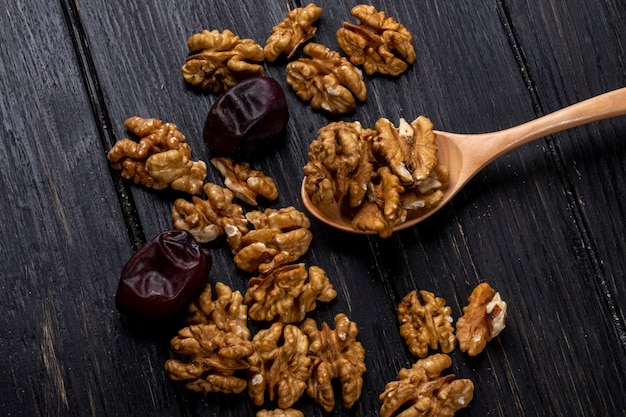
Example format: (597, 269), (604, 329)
(0, 0), (624, 416)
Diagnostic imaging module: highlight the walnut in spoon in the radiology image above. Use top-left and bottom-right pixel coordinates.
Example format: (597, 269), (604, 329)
(301, 87), (626, 237)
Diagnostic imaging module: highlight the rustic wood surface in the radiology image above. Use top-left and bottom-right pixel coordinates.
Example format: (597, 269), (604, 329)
(1, 0), (625, 416)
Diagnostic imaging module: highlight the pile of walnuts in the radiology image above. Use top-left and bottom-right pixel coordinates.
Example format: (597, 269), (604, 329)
(107, 4), (509, 417)
(380, 283), (508, 417)
(182, 3), (416, 114)
(164, 282), (366, 414)
(107, 116), (367, 415)
(303, 116), (449, 237)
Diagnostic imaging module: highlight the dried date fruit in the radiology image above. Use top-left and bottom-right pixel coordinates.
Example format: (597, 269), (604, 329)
(203, 76), (289, 158)
(115, 230), (212, 322)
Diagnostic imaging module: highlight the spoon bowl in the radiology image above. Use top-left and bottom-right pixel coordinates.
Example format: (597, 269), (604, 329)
(301, 87), (626, 234)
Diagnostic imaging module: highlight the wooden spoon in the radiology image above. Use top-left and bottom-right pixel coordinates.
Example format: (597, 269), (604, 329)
(301, 87), (626, 234)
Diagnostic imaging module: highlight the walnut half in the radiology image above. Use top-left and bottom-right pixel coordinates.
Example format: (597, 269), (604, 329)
(256, 409), (304, 417)
(379, 354), (474, 417)
(264, 3), (323, 61)
(171, 182), (249, 244)
(182, 29), (265, 93)
(232, 207), (313, 274)
(247, 322), (311, 408)
(245, 263), (337, 323)
(211, 157), (279, 206)
(301, 314), (366, 412)
(397, 289), (456, 358)
(164, 323), (253, 394)
(286, 42), (367, 114)
(107, 117), (206, 194)
(456, 282), (507, 356)
(337, 4), (416, 76)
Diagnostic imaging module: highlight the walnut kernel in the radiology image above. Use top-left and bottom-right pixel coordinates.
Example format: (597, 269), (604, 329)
(456, 282), (507, 356)
(107, 117), (206, 194)
(379, 354), (474, 417)
(301, 314), (366, 412)
(182, 29), (265, 93)
(211, 157), (279, 205)
(232, 207), (313, 274)
(245, 263), (337, 323)
(248, 322), (311, 408)
(172, 182), (249, 245)
(337, 5), (416, 76)
(398, 290), (456, 358)
(186, 282), (251, 341)
(264, 3), (323, 61)
(145, 149), (206, 195)
(303, 121), (376, 210)
(164, 323), (253, 394)
(256, 409), (304, 417)
(286, 42), (366, 114)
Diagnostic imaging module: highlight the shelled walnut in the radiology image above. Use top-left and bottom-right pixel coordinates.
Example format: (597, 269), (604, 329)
(256, 409), (304, 417)
(232, 208), (313, 273)
(300, 313), (366, 412)
(397, 290), (456, 358)
(379, 354), (474, 417)
(248, 322), (311, 408)
(246, 206), (311, 231)
(351, 166), (406, 237)
(286, 42), (367, 114)
(373, 116), (438, 185)
(182, 29), (265, 93)
(302, 116), (448, 237)
(186, 282), (251, 341)
(456, 282), (507, 356)
(172, 182), (249, 245)
(211, 157), (279, 205)
(245, 263), (337, 323)
(107, 117), (206, 194)
(164, 323), (254, 394)
(337, 4), (416, 76)
(264, 3), (323, 61)
(303, 121), (376, 210)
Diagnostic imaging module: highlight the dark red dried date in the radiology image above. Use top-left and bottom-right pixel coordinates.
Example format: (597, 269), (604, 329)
(203, 76), (289, 158)
(115, 230), (212, 322)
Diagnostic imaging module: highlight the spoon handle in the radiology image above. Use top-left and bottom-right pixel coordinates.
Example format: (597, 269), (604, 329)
(473, 87), (626, 164)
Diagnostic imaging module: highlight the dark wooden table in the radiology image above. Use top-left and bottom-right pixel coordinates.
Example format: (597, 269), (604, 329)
(2, 0), (625, 416)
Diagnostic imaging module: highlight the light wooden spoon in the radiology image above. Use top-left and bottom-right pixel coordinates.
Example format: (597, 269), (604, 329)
(301, 87), (626, 234)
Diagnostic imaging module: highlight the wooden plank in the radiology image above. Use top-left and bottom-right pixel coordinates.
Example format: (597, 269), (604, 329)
(0, 2), (183, 416)
(1, 0), (624, 416)
(500, 0), (626, 341)
(76, 0), (626, 415)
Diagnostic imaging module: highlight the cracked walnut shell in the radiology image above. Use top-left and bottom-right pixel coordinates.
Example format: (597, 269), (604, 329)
(398, 290), (456, 358)
(264, 3), (323, 61)
(337, 4), (416, 76)
(107, 117), (206, 194)
(379, 354), (474, 417)
(286, 42), (366, 114)
(245, 263), (337, 323)
(248, 322), (311, 408)
(211, 157), (279, 205)
(182, 29), (265, 94)
(301, 314), (366, 412)
(456, 282), (507, 356)
(164, 323), (254, 394)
